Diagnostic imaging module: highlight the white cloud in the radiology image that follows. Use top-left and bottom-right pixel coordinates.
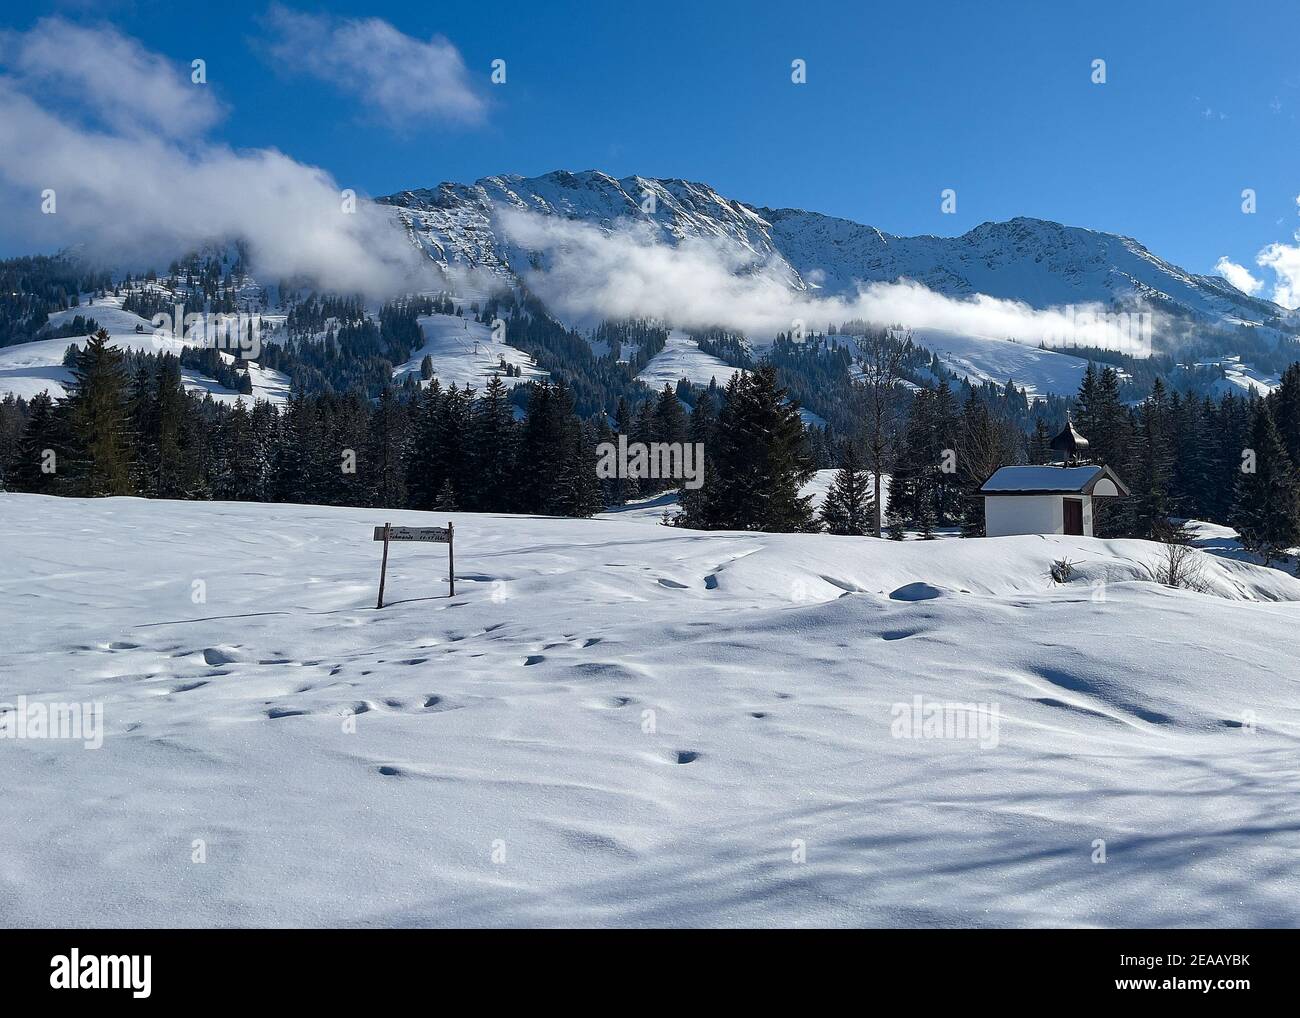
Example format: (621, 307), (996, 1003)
(1214, 256), (1263, 295)
(497, 208), (1158, 352)
(0, 17), (223, 139)
(0, 22), (423, 295)
(259, 5), (485, 127)
(1251, 196), (1300, 310)
(1257, 240), (1300, 309)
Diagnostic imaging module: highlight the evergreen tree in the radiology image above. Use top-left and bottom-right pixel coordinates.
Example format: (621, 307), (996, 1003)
(275, 395), (328, 503)
(515, 381), (566, 514)
(1028, 418), (1052, 464)
(1232, 402), (1300, 565)
(1273, 363), (1300, 468)
(139, 354), (191, 499)
(9, 391), (60, 492)
(1133, 379), (1176, 539)
(820, 441), (874, 535)
(678, 365), (816, 532)
(405, 380), (444, 510)
(63, 329), (135, 496)
(470, 375), (517, 511)
(366, 387), (408, 508)
(433, 476), (458, 511)
(216, 398), (261, 501)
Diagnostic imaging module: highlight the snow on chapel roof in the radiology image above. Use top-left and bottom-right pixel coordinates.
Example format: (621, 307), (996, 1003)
(979, 464), (1129, 496)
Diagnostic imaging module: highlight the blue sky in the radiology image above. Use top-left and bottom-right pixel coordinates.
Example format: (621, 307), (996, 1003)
(5, 0), (1300, 290)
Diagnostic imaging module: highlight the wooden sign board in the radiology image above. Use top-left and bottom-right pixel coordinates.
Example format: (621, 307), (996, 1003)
(373, 526), (450, 543)
(373, 521), (455, 607)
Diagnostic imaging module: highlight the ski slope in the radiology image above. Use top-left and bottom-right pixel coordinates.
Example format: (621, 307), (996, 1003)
(393, 314), (546, 391)
(635, 331), (744, 389)
(2, 493), (1299, 928)
(908, 328), (1090, 400)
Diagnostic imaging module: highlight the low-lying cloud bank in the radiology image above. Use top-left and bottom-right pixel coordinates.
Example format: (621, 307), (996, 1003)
(0, 17), (423, 295)
(498, 208), (1160, 352)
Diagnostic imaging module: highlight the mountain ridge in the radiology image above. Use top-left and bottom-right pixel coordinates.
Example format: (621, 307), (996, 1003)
(378, 168), (1295, 332)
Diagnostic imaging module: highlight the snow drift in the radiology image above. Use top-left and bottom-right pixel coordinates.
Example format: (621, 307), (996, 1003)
(2, 493), (1299, 927)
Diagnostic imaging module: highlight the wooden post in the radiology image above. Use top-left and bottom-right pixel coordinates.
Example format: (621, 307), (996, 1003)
(447, 521), (455, 597)
(376, 522), (391, 608)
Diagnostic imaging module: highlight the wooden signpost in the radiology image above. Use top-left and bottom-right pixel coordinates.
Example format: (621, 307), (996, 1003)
(373, 522), (455, 608)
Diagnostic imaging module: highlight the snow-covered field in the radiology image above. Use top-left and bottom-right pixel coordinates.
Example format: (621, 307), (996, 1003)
(2, 492), (1300, 928)
(393, 314), (546, 390)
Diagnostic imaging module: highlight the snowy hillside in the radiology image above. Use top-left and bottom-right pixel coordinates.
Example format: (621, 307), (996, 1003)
(392, 313), (546, 390)
(0, 296), (290, 406)
(373, 169), (1300, 400)
(635, 330), (744, 389)
(905, 327), (1090, 401)
(3, 492), (1299, 927)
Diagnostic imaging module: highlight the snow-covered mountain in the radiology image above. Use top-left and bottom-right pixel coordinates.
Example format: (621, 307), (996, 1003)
(380, 169), (1293, 330)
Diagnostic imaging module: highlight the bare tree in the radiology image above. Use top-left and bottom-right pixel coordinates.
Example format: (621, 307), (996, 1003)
(856, 327), (912, 537)
(1147, 541), (1212, 593)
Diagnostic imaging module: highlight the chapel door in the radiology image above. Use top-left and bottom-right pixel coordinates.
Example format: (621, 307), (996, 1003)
(1063, 498), (1083, 535)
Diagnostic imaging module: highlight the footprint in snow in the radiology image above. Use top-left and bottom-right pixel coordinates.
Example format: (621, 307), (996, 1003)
(266, 706), (308, 719)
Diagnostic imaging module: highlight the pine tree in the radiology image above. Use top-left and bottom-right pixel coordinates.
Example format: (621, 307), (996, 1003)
(471, 375), (517, 511)
(145, 354), (191, 499)
(405, 380), (444, 510)
(820, 441), (874, 535)
(930, 379), (960, 525)
(275, 395), (328, 503)
(1273, 363), (1300, 468)
(9, 391), (61, 493)
(63, 329), (135, 496)
(433, 476), (458, 511)
(327, 392), (373, 506)
(955, 394), (1005, 537)
(514, 381), (566, 514)
(1232, 401), (1300, 565)
(366, 387), (408, 508)
(678, 365), (816, 532)
(217, 398), (261, 501)
(1028, 418), (1052, 464)
(1133, 379), (1176, 539)
(0, 395), (24, 490)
